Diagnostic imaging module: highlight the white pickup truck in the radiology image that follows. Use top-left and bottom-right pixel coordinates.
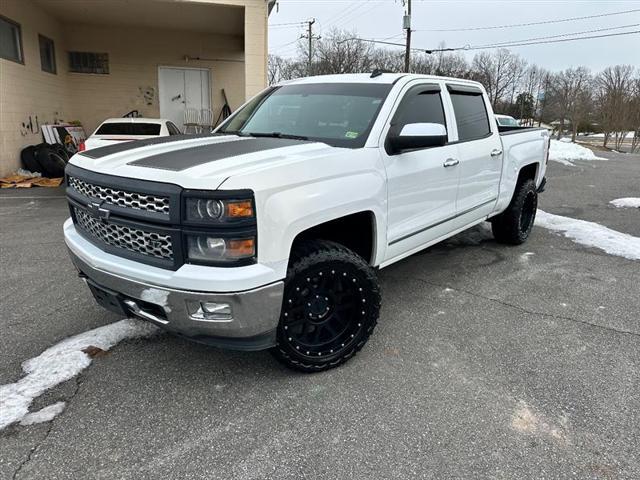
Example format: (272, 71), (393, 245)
(64, 73), (549, 372)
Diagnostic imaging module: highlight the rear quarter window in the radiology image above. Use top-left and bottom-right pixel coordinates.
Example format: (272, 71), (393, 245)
(449, 92), (491, 142)
(95, 123), (161, 136)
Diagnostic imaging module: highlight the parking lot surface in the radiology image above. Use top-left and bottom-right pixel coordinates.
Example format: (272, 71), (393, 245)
(1, 150), (639, 479)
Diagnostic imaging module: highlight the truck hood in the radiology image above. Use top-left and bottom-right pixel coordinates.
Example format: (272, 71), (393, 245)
(69, 134), (336, 189)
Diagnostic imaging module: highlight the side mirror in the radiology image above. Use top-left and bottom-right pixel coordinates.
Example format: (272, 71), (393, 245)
(388, 123), (447, 154)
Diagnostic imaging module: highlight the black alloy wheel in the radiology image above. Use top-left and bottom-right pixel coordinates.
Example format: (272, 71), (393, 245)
(271, 240), (380, 372)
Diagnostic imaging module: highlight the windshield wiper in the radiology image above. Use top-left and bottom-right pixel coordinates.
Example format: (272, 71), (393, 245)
(244, 132), (309, 141)
(220, 130), (249, 137)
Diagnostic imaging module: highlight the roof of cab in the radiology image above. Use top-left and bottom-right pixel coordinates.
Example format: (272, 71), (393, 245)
(279, 73), (483, 87)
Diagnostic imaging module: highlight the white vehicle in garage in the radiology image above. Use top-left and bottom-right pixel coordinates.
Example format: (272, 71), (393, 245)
(64, 73), (549, 372)
(81, 117), (182, 151)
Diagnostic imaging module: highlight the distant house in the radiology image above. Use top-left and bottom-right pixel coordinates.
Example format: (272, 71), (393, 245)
(0, 0), (275, 176)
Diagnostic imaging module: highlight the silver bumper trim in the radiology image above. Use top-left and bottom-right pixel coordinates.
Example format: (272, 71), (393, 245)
(69, 250), (284, 343)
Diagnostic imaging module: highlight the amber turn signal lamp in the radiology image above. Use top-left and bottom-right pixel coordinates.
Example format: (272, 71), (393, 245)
(226, 200), (254, 218)
(227, 238), (255, 257)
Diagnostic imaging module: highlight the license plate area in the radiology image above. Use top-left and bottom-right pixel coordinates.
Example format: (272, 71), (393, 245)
(86, 280), (127, 316)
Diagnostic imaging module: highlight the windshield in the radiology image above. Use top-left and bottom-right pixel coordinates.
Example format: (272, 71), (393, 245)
(496, 116), (518, 127)
(218, 83), (393, 148)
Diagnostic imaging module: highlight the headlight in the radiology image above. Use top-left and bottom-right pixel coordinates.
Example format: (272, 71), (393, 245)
(184, 197), (254, 224)
(186, 235), (256, 264)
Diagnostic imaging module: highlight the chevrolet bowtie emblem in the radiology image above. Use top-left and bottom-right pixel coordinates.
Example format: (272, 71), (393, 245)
(87, 200), (110, 221)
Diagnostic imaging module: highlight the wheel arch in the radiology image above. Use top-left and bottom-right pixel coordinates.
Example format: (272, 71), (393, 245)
(290, 210), (379, 265)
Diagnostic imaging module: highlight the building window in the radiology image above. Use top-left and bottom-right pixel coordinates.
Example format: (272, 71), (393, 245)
(0, 15), (23, 64)
(39, 35), (56, 74)
(68, 51), (109, 74)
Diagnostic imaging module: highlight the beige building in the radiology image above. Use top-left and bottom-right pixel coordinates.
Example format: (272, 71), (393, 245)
(0, 0), (274, 176)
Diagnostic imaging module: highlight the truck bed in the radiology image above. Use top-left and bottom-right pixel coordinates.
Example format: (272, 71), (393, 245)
(498, 125), (548, 135)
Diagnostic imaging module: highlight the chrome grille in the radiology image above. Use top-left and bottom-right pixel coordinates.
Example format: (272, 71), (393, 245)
(74, 207), (173, 260)
(68, 176), (170, 215)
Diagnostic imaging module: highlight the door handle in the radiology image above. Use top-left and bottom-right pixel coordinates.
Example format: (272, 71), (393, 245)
(443, 158), (459, 167)
(490, 148), (503, 157)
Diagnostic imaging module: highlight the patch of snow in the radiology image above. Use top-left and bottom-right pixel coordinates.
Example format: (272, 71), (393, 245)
(536, 210), (640, 261)
(19, 401), (66, 426)
(0, 319), (158, 430)
(548, 140), (606, 166)
(610, 198), (640, 209)
(140, 288), (171, 313)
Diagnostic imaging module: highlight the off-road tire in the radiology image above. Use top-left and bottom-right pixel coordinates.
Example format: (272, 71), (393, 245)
(270, 239), (381, 373)
(491, 178), (538, 245)
(35, 147), (67, 178)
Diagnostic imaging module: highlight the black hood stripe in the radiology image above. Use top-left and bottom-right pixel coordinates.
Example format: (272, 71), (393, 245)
(79, 133), (230, 159)
(126, 137), (311, 171)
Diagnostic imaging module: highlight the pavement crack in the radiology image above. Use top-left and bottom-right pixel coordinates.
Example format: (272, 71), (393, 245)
(11, 374), (84, 480)
(12, 421), (54, 480)
(402, 275), (640, 339)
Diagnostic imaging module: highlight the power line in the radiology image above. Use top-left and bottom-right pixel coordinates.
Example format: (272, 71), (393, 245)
(465, 29), (640, 51)
(339, 29), (640, 53)
(474, 23), (640, 49)
(414, 8), (640, 32)
(269, 21), (306, 27)
(332, 1), (382, 30)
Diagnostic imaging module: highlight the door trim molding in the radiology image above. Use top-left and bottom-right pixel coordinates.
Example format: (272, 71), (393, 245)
(388, 197), (497, 245)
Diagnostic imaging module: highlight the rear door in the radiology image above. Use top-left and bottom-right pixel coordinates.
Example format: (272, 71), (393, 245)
(382, 82), (460, 260)
(446, 84), (503, 217)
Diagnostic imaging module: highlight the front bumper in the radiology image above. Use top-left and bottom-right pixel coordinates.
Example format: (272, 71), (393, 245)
(68, 250), (284, 351)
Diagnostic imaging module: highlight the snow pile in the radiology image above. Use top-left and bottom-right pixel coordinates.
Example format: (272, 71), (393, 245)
(536, 210), (640, 260)
(548, 140), (606, 166)
(20, 401), (66, 426)
(0, 319), (158, 430)
(610, 198), (640, 209)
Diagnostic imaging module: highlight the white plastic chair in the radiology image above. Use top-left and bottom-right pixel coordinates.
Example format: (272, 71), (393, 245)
(183, 108), (201, 134)
(199, 109), (214, 133)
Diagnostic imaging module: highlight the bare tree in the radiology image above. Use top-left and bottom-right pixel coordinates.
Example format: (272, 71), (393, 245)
(546, 67), (592, 140)
(630, 75), (640, 153)
(595, 65), (635, 149)
(310, 30), (375, 75)
(471, 49), (526, 109)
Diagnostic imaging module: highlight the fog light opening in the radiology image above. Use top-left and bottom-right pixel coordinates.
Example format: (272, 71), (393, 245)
(187, 301), (233, 322)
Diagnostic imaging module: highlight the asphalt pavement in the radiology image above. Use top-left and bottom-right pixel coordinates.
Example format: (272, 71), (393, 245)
(1, 150), (639, 479)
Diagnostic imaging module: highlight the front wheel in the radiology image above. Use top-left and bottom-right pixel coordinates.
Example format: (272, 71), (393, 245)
(270, 240), (381, 373)
(490, 178), (538, 245)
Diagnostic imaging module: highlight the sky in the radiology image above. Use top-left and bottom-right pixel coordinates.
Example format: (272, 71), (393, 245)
(267, 0), (640, 73)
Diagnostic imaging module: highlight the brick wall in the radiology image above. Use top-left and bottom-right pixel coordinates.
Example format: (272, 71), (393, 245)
(0, 0), (269, 177)
(0, 0), (72, 175)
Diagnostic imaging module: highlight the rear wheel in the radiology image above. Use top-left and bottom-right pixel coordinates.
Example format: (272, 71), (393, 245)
(491, 178), (538, 245)
(270, 240), (380, 373)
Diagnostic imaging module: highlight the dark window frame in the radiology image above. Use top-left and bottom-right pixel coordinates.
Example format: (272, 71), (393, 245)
(68, 51), (109, 74)
(38, 34), (56, 74)
(166, 122), (181, 135)
(0, 15), (24, 64)
(447, 85), (493, 144)
(385, 84), (448, 155)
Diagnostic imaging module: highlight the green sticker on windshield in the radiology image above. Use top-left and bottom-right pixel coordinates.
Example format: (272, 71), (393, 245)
(345, 131), (359, 139)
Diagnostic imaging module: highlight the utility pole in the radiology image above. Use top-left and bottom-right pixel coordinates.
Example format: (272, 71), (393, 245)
(301, 18), (317, 76)
(403, 0), (412, 73)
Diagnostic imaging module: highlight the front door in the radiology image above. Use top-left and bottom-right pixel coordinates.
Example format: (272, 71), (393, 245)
(158, 67), (211, 131)
(383, 82), (460, 262)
